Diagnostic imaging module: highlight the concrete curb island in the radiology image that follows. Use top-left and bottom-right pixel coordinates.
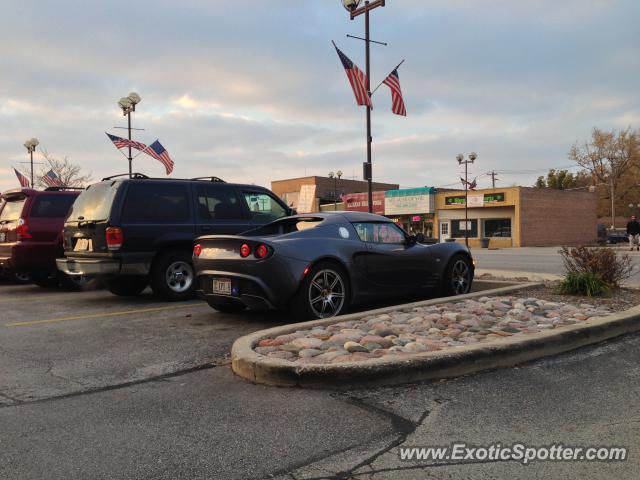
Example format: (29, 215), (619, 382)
(231, 282), (640, 388)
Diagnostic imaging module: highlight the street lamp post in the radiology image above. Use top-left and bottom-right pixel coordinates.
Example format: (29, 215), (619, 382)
(329, 171), (344, 210)
(117, 92), (142, 178)
(23, 138), (39, 187)
(457, 152), (477, 248)
(341, 0), (385, 213)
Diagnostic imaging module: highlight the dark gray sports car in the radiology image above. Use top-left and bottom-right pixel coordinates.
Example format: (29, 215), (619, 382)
(193, 212), (474, 319)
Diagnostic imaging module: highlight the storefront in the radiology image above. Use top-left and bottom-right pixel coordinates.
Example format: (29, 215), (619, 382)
(434, 187), (597, 247)
(384, 187), (436, 237)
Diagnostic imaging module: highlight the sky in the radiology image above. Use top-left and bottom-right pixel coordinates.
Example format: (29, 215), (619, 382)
(1, 0), (639, 193)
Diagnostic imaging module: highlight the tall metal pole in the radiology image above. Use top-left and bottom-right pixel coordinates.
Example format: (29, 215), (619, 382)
(127, 111), (133, 178)
(610, 175), (615, 228)
(30, 150), (34, 187)
(464, 161), (469, 248)
(334, 176), (338, 210)
(364, 1), (373, 213)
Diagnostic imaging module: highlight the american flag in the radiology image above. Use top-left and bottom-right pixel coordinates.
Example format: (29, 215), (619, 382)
(106, 132), (147, 151)
(382, 68), (406, 116)
(42, 169), (63, 187)
(144, 140), (174, 175)
(14, 168), (30, 188)
(333, 44), (372, 108)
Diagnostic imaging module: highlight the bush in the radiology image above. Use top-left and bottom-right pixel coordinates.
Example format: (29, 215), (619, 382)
(558, 272), (608, 297)
(559, 246), (634, 288)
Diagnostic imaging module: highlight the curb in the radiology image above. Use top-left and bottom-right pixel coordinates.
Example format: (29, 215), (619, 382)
(231, 281), (639, 389)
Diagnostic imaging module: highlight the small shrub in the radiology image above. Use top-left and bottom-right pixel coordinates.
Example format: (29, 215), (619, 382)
(558, 272), (608, 297)
(559, 246), (634, 288)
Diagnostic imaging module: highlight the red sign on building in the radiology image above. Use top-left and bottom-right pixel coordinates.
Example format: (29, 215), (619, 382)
(342, 191), (386, 215)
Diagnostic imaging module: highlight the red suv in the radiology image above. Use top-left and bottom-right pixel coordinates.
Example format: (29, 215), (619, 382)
(0, 187), (82, 288)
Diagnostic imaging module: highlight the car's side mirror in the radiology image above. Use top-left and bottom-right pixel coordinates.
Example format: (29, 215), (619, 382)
(289, 208), (298, 216)
(415, 233), (425, 244)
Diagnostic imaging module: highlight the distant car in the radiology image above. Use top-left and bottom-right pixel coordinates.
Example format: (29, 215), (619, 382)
(193, 212), (474, 319)
(0, 187), (83, 288)
(57, 173), (294, 301)
(607, 229), (628, 244)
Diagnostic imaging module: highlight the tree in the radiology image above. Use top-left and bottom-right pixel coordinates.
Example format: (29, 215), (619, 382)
(569, 127), (639, 227)
(35, 150), (93, 189)
(534, 169), (592, 190)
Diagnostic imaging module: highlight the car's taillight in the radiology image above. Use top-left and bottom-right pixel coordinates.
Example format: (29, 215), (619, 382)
(240, 243), (251, 258)
(193, 243), (202, 257)
(255, 244), (270, 259)
(106, 227), (123, 251)
(16, 218), (32, 240)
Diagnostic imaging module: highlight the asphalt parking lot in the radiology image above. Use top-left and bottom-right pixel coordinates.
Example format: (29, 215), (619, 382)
(2, 281), (639, 479)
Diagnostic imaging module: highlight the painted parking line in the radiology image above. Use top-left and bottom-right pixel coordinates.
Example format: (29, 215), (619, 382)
(0, 292), (95, 304)
(5, 303), (208, 327)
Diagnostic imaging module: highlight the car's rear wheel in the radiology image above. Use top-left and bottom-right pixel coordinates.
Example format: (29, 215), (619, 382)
(106, 276), (148, 296)
(291, 262), (350, 320)
(12, 272), (31, 284)
(441, 254), (473, 296)
(150, 251), (196, 301)
(30, 271), (60, 288)
(206, 298), (246, 313)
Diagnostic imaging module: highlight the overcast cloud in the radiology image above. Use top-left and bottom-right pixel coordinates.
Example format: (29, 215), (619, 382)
(1, 0), (638, 192)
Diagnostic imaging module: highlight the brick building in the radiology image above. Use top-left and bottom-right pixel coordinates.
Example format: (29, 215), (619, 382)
(271, 176), (398, 213)
(434, 186), (597, 247)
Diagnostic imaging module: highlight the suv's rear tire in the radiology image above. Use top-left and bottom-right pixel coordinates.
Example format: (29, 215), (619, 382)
(206, 298), (246, 313)
(106, 276), (148, 296)
(30, 271), (60, 288)
(290, 261), (350, 320)
(150, 251), (196, 301)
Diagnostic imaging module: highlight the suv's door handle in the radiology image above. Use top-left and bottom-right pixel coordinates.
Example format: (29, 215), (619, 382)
(201, 226), (211, 232)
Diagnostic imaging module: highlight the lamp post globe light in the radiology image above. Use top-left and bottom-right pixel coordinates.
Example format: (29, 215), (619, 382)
(117, 92), (142, 178)
(342, 0), (361, 11)
(456, 152), (477, 248)
(23, 137), (40, 187)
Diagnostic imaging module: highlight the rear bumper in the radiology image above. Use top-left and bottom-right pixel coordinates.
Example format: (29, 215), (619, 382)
(56, 256), (150, 276)
(0, 242), (57, 273)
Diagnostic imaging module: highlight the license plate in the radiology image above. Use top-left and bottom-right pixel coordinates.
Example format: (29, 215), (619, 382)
(74, 238), (92, 251)
(212, 278), (232, 295)
(0, 232), (5, 243)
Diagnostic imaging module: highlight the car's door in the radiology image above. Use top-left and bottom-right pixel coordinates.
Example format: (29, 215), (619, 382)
(194, 184), (253, 236)
(240, 189), (290, 227)
(352, 221), (433, 293)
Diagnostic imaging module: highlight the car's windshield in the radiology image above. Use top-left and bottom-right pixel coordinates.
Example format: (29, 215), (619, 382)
(0, 198), (26, 222)
(67, 182), (118, 221)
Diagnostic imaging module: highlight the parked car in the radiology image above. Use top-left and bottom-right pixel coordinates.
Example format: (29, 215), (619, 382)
(607, 229), (628, 244)
(57, 174), (294, 300)
(193, 212), (474, 319)
(0, 187), (84, 288)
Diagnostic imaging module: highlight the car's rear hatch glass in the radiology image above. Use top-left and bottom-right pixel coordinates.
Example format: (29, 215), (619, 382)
(0, 195), (27, 245)
(66, 181), (118, 222)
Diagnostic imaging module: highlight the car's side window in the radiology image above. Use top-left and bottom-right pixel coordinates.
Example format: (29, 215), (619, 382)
(121, 184), (190, 223)
(196, 186), (245, 220)
(352, 222), (406, 244)
(242, 191), (288, 223)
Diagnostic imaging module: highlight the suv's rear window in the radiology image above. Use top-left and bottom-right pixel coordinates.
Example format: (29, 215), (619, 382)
(0, 199), (26, 221)
(121, 184), (190, 223)
(30, 194), (77, 218)
(68, 182), (118, 221)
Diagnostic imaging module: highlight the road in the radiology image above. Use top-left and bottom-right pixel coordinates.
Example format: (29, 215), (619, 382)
(0, 282), (638, 479)
(473, 246), (640, 285)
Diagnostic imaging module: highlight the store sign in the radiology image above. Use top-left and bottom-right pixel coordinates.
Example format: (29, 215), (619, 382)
(384, 188), (435, 215)
(342, 191), (386, 215)
(411, 215), (422, 222)
(459, 220), (473, 231)
(445, 192), (505, 206)
(297, 184), (316, 213)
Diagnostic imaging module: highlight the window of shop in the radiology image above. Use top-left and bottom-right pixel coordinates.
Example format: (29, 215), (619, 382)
(451, 219), (478, 238)
(484, 219), (511, 237)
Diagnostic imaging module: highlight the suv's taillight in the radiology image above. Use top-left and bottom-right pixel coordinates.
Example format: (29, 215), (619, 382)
(16, 218), (32, 240)
(106, 227), (123, 250)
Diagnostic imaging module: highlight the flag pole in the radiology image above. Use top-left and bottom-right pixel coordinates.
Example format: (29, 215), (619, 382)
(370, 59), (405, 96)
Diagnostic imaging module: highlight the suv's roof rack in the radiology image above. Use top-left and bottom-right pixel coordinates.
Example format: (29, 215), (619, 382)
(190, 176), (225, 183)
(102, 173), (150, 180)
(44, 186), (86, 191)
